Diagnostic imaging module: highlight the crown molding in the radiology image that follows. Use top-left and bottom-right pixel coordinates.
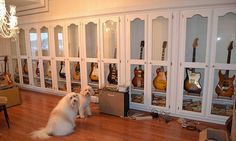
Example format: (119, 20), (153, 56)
(16, 0), (49, 16)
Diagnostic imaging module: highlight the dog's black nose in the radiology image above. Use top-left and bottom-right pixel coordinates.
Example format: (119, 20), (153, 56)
(73, 99), (77, 103)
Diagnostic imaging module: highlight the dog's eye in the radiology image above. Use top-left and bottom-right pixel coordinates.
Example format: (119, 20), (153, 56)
(70, 97), (72, 100)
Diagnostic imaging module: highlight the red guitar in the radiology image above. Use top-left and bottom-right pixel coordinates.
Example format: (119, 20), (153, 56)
(132, 41), (144, 88)
(215, 41), (235, 97)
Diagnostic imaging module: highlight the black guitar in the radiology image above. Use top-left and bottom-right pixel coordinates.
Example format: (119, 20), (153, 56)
(59, 61), (66, 78)
(107, 48), (118, 85)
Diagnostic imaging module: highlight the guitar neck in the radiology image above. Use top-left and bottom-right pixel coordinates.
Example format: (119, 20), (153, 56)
(192, 48), (196, 62)
(225, 50), (232, 78)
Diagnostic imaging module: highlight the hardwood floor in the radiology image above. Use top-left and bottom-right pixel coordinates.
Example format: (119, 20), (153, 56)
(0, 89), (226, 141)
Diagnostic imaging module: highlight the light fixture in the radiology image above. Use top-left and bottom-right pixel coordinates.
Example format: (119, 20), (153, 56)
(0, 0), (18, 39)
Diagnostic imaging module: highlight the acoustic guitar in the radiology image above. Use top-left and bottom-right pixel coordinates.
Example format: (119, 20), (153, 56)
(36, 61), (40, 77)
(107, 48), (118, 85)
(59, 61), (66, 78)
(215, 41), (235, 97)
(184, 38), (202, 94)
(89, 62), (99, 82)
(153, 41), (167, 91)
(132, 41), (145, 88)
(73, 62), (80, 81)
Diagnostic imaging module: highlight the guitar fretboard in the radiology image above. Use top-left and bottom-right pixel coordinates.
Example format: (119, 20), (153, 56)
(139, 41), (144, 69)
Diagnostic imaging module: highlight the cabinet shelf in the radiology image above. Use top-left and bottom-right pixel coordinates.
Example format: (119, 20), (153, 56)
(152, 89), (166, 95)
(71, 80), (81, 84)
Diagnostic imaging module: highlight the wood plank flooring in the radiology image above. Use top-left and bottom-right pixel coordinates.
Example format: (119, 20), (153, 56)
(0, 89), (226, 141)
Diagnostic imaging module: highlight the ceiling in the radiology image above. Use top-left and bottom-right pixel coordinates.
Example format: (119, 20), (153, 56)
(6, 0), (42, 7)
(5, 0), (49, 16)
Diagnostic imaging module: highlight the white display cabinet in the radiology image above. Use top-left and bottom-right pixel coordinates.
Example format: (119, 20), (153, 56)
(177, 9), (212, 116)
(11, 5), (236, 124)
(206, 8), (236, 122)
(126, 14), (148, 110)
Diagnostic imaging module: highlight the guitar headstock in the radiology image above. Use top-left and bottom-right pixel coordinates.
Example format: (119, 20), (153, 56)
(228, 41), (233, 51)
(140, 40), (144, 48)
(192, 38), (199, 48)
(162, 41), (167, 49)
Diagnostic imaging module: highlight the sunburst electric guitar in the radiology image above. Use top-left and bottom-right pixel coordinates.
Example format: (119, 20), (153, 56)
(3, 56), (13, 85)
(59, 61), (66, 78)
(73, 62), (80, 81)
(215, 41), (235, 97)
(89, 63), (99, 82)
(153, 41), (167, 91)
(184, 38), (202, 94)
(132, 41), (145, 88)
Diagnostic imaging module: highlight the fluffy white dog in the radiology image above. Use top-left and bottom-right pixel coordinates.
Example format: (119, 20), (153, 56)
(31, 92), (79, 139)
(78, 85), (95, 118)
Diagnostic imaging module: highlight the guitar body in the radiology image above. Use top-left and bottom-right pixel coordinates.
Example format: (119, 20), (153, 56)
(184, 68), (202, 94)
(3, 73), (13, 85)
(73, 62), (80, 80)
(153, 68), (167, 91)
(107, 64), (118, 85)
(215, 70), (235, 97)
(132, 67), (144, 88)
(89, 63), (99, 82)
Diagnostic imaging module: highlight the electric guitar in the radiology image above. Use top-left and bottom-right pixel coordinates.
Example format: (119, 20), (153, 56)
(132, 41), (145, 88)
(184, 38), (202, 94)
(36, 61), (40, 77)
(3, 56), (13, 85)
(215, 41), (235, 97)
(59, 61), (66, 78)
(46, 61), (52, 77)
(107, 48), (118, 85)
(89, 63), (99, 82)
(153, 41), (167, 91)
(73, 62), (80, 81)
(23, 59), (28, 75)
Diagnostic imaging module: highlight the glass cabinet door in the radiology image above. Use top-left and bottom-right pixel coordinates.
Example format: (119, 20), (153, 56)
(101, 18), (119, 86)
(149, 12), (172, 109)
(32, 60), (40, 87)
(56, 60), (67, 91)
(126, 15), (147, 105)
(209, 10), (236, 117)
(19, 29), (27, 56)
(29, 28), (38, 58)
(70, 61), (81, 93)
(12, 59), (19, 83)
(41, 27), (50, 56)
(21, 59), (29, 84)
(43, 60), (52, 89)
(178, 10), (211, 114)
(54, 25), (64, 57)
(68, 24), (79, 58)
(85, 22), (98, 58)
(102, 20), (118, 59)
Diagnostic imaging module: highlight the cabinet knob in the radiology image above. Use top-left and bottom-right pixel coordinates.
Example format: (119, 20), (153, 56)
(205, 64), (208, 67)
(212, 65), (215, 68)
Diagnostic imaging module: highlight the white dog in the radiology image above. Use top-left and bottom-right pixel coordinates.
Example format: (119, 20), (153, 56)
(78, 86), (94, 118)
(31, 92), (79, 139)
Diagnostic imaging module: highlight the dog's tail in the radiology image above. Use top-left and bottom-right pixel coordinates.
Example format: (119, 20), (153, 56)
(31, 127), (51, 139)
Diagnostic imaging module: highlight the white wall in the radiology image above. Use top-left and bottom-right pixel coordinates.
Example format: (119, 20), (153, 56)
(18, 0), (236, 24)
